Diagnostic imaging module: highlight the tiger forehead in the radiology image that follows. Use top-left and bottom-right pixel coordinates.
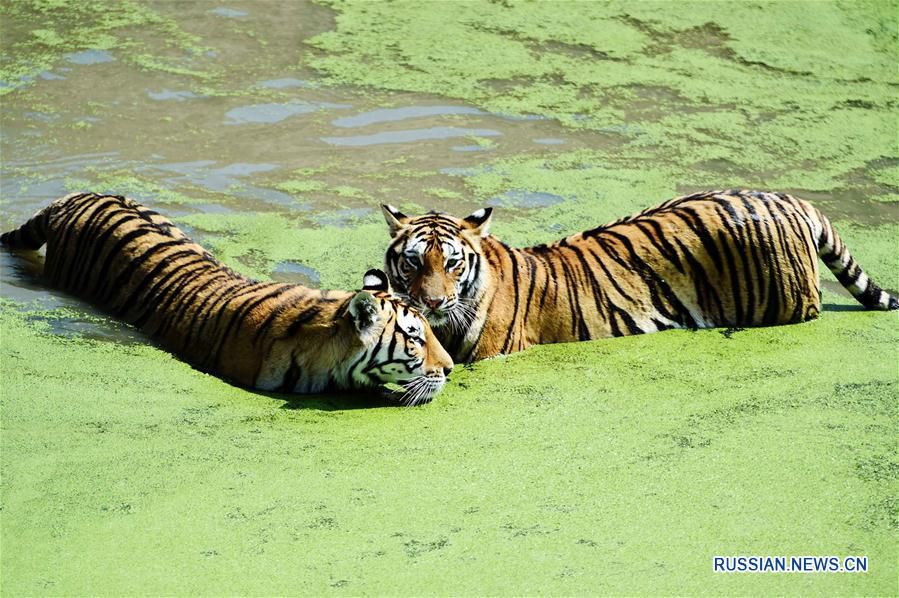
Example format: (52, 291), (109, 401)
(401, 218), (467, 252)
(408, 213), (464, 234)
(374, 293), (426, 318)
(396, 308), (424, 334)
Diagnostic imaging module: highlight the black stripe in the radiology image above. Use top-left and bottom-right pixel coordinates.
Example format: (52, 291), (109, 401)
(558, 250), (590, 341)
(66, 210), (138, 295)
(58, 198), (123, 291)
(715, 229), (745, 326)
(634, 218), (685, 274)
(110, 249), (199, 316)
(500, 246), (522, 353)
(278, 359), (302, 393)
(46, 194), (105, 278)
(183, 281), (259, 352)
(128, 257), (209, 328)
(518, 253), (539, 347)
(106, 239), (192, 304)
(134, 259), (214, 331)
(601, 231), (696, 328)
(211, 285), (292, 368)
(670, 206), (724, 273)
(280, 305), (322, 339)
(672, 237), (725, 324)
(91, 226), (158, 301)
(253, 291), (306, 341)
(565, 243), (608, 322)
(584, 242), (633, 302)
(67, 206), (136, 294)
(154, 270), (230, 338)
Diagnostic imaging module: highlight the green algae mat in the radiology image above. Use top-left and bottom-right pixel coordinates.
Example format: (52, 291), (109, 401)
(1, 1), (897, 595)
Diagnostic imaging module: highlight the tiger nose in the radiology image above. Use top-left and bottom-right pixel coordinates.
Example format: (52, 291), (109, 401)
(422, 296), (444, 309)
(443, 366), (453, 377)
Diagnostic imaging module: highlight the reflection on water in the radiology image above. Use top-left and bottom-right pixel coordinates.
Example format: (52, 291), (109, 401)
(38, 71), (66, 81)
(258, 78), (314, 89)
(488, 190), (566, 208)
(224, 100), (350, 124)
(153, 161), (280, 191)
(452, 144), (494, 153)
(271, 261), (322, 287)
(148, 89), (203, 101)
(332, 105), (486, 128)
(322, 127), (501, 147)
(65, 50), (115, 65)
(210, 7), (249, 18)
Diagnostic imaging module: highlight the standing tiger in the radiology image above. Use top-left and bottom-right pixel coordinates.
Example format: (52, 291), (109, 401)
(1, 192), (452, 404)
(382, 189), (898, 363)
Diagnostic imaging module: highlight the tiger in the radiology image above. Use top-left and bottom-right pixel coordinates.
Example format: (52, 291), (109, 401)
(381, 189), (898, 363)
(1, 192), (453, 404)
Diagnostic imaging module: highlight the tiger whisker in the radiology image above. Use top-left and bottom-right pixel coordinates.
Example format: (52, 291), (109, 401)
(399, 376), (431, 407)
(401, 375), (442, 407)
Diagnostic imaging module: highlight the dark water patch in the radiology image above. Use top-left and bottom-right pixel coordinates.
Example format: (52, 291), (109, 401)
(322, 127), (501, 147)
(331, 105), (486, 128)
(487, 190), (565, 209)
(224, 100), (350, 124)
(271, 262), (321, 287)
(64, 50), (115, 65)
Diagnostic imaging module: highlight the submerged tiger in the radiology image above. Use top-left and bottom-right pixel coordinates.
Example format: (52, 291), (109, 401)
(1, 192), (452, 404)
(382, 190), (898, 363)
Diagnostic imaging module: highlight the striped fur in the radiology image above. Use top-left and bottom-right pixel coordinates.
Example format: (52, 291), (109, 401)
(2, 193), (452, 403)
(382, 190), (898, 363)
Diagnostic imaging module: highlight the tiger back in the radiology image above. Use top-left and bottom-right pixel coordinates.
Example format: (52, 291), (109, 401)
(382, 190), (898, 362)
(2, 192), (452, 403)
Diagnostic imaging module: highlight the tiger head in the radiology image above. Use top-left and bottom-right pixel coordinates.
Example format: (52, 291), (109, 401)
(381, 205), (493, 332)
(347, 269), (453, 405)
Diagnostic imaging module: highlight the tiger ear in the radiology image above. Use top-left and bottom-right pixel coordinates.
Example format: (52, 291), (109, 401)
(381, 204), (410, 236)
(463, 207), (493, 238)
(362, 268), (391, 293)
(349, 290), (380, 333)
